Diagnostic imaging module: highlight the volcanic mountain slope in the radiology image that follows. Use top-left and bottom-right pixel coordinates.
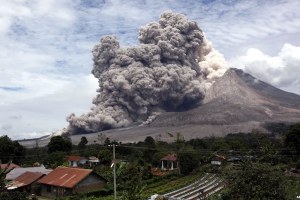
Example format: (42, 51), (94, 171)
(150, 68), (300, 127)
(66, 68), (300, 144)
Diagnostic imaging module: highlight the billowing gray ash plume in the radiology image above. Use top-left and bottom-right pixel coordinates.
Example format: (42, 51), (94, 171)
(66, 11), (227, 134)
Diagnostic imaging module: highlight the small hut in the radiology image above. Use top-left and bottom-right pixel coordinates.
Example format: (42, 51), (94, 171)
(160, 154), (177, 170)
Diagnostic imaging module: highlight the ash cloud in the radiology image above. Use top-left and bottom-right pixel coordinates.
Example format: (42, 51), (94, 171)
(66, 11), (227, 134)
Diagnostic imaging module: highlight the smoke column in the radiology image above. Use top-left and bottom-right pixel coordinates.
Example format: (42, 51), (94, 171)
(66, 11), (227, 134)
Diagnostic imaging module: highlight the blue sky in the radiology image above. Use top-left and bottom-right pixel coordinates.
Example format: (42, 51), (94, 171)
(1, 0), (300, 139)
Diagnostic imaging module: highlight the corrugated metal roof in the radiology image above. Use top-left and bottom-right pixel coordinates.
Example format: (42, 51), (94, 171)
(160, 154), (177, 161)
(6, 172), (44, 189)
(66, 155), (85, 161)
(6, 166), (52, 180)
(37, 167), (93, 188)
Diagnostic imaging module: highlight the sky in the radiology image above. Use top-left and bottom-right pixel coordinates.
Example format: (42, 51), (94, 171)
(1, 0), (300, 139)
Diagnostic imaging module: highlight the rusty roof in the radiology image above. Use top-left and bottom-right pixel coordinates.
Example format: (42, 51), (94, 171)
(37, 167), (93, 188)
(160, 154), (177, 161)
(1, 163), (20, 170)
(7, 172), (44, 189)
(66, 155), (85, 161)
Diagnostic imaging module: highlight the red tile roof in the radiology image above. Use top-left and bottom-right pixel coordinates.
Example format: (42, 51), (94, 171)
(7, 172), (44, 189)
(160, 154), (177, 161)
(0, 163), (20, 170)
(66, 155), (85, 161)
(37, 167), (93, 188)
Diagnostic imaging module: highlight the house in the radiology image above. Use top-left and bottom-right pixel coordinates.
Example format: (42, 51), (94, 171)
(66, 156), (88, 167)
(160, 154), (178, 170)
(88, 156), (100, 167)
(211, 155), (226, 166)
(38, 167), (107, 198)
(6, 166), (52, 180)
(6, 172), (45, 194)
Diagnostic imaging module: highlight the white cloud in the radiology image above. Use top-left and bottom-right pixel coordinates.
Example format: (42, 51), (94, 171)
(0, 0), (94, 139)
(0, 0), (31, 34)
(0, 74), (98, 139)
(229, 43), (300, 94)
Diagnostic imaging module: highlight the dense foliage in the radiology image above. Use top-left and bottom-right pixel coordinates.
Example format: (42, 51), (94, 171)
(0, 135), (25, 164)
(284, 123), (300, 156)
(47, 135), (72, 153)
(223, 162), (287, 200)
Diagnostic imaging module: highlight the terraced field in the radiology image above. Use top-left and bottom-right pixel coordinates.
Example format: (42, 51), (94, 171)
(163, 173), (224, 200)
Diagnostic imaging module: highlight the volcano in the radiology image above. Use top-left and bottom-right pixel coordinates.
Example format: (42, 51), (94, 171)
(56, 12), (300, 143)
(19, 68), (300, 147)
(68, 68), (300, 143)
(151, 68), (300, 127)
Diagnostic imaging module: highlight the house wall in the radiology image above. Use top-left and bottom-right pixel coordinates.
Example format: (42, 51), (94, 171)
(40, 185), (72, 198)
(161, 160), (177, 170)
(79, 159), (88, 165)
(31, 182), (42, 195)
(68, 159), (88, 167)
(68, 161), (78, 167)
(75, 173), (106, 193)
(40, 174), (106, 198)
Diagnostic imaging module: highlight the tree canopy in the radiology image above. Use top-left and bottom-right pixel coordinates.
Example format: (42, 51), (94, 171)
(0, 135), (25, 164)
(47, 135), (72, 153)
(284, 123), (300, 155)
(223, 161), (287, 200)
(78, 136), (88, 150)
(144, 136), (155, 147)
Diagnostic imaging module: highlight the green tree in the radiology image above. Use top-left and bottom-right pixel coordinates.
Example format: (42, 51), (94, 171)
(259, 141), (278, 164)
(188, 138), (208, 149)
(211, 138), (230, 152)
(174, 132), (185, 174)
(142, 136), (156, 164)
(47, 136), (72, 153)
(78, 136), (88, 150)
(178, 152), (199, 175)
(144, 136), (155, 147)
(223, 161), (287, 200)
(104, 137), (111, 146)
(43, 151), (67, 169)
(284, 123), (300, 155)
(0, 136), (25, 164)
(174, 132), (185, 151)
(98, 149), (112, 165)
(118, 163), (146, 200)
(0, 136), (15, 163)
(12, 141), (25, 164)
